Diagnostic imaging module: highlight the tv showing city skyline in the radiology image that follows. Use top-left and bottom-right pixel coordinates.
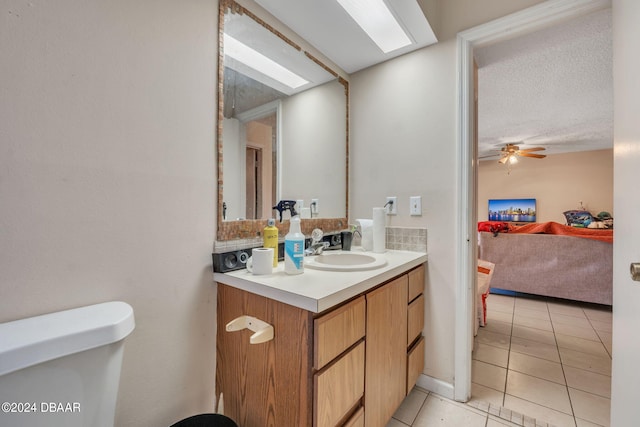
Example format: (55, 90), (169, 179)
(488, 198), (537, 223)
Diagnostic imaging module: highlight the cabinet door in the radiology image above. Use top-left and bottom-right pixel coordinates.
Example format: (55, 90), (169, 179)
(216, 284), (313, 427)
(365, 275), (408, 427)
(314, 341), (365, 427)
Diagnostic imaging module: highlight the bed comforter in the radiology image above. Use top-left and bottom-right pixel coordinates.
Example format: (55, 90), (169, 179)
(478, 228), (612, 305)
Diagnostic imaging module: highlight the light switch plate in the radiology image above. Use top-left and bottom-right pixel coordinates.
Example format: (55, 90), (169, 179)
(410, 196), (422, 216)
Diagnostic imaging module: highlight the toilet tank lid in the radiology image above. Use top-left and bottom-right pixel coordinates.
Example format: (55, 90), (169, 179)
(0, 301), (135, 376)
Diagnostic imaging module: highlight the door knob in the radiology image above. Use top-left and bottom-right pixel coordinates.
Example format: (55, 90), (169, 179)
(631, 263), (640, 281)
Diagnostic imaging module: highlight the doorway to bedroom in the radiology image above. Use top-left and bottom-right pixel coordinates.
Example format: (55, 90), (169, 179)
(466, 1), (614, 426)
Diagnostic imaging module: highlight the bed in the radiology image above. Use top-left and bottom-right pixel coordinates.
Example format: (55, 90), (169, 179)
(478, 222), (613, 306)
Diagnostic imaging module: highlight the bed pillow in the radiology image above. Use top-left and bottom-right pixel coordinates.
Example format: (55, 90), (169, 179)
(597, 211), (614, 229)
(563, 210), (594, 227)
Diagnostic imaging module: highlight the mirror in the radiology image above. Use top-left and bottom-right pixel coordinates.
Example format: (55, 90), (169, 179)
(217, 0), (349, 240)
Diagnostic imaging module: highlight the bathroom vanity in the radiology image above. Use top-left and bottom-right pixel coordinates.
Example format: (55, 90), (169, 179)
(213, 250), (427, 427)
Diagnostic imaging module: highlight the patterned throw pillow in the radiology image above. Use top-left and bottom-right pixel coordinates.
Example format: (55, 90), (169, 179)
(563, 210), (594, 227)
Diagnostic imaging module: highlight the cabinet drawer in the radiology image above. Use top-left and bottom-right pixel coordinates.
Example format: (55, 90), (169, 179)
(408, 265), (425, 302)
(343, 407), (364, 427)
(315, 341), (365, 427)
(314, 296), (366, 370)
(407, 336), (425, 394)
(407, 294), (425, 347)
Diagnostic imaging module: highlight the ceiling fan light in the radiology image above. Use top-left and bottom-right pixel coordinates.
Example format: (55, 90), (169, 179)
(508, 154), (518, 164)
(335, 0), (412, 53)
(223, 33), (309, 89)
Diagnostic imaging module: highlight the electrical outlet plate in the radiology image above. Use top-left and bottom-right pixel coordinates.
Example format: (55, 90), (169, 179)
(386, 196), (397, 215)
(311, 198), (319, 214)
(410, 196), (422, 216)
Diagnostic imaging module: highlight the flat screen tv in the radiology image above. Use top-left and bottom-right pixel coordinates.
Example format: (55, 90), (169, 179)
(488, 198), (536, 223)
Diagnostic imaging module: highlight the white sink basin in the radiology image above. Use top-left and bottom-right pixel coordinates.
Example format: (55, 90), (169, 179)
(305, 252), (387, 272)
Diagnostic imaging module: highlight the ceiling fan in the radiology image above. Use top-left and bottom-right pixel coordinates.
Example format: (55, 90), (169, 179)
(496, 143), (546, 164)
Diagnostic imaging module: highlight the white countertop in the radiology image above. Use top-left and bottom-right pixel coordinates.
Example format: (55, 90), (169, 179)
(213, 248), (427, 313)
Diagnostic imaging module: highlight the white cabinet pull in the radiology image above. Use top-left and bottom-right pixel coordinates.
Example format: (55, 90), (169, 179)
(226, 315), (274, 344)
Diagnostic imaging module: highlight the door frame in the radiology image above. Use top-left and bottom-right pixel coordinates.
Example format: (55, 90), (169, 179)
(454, 0), (612, 401)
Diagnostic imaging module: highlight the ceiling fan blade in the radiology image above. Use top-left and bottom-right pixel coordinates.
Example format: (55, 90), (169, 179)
(518, 147), (546, 152)
(518, 153), (546, 159)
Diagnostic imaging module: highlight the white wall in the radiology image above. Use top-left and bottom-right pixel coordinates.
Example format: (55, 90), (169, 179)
(351, 41), (456, 383)
(282, 80), (347, 218)
(223, 117), (244, 220)
(435, 0), (546, 40)
(350, 0), (545, 386)
(0, 0), (218, 425)
(478, 149), (614, 224)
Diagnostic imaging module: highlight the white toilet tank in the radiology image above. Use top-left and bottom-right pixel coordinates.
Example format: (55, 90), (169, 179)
(0, 301), (135, 427)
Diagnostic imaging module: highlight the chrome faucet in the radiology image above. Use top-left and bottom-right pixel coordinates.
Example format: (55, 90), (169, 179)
(305, 228), (329, 256)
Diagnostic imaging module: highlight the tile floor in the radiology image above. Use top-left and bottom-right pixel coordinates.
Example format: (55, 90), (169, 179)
(387, 292), (612, 427)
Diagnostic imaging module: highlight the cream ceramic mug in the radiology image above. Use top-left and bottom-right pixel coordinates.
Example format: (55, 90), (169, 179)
(246, 248), (274, 275)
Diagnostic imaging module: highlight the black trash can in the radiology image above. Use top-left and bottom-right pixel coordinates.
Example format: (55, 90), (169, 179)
(169, 414), (238, 427)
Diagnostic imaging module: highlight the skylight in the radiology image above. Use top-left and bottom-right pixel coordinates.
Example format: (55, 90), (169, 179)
(335, 0), (412, 53)
(223, 34), (309, 89)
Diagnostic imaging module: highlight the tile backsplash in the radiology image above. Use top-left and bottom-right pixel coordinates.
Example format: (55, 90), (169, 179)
(385, 227), (428, 252)
(214, 236), (264, 253)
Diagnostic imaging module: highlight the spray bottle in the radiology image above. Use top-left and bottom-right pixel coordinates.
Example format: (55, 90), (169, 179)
(272, 201), (304, 274)
(272, 200), (297, 223)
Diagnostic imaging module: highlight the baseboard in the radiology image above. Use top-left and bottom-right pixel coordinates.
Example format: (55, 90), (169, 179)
(415, 374), (455, 400)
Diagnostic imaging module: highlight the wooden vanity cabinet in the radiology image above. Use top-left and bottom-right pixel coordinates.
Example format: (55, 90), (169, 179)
(216, 284), (314, 427)
(215, 264), (425, 427)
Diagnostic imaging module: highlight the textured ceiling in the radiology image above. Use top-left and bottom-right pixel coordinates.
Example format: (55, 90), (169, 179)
(476, 8), (612, 160)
